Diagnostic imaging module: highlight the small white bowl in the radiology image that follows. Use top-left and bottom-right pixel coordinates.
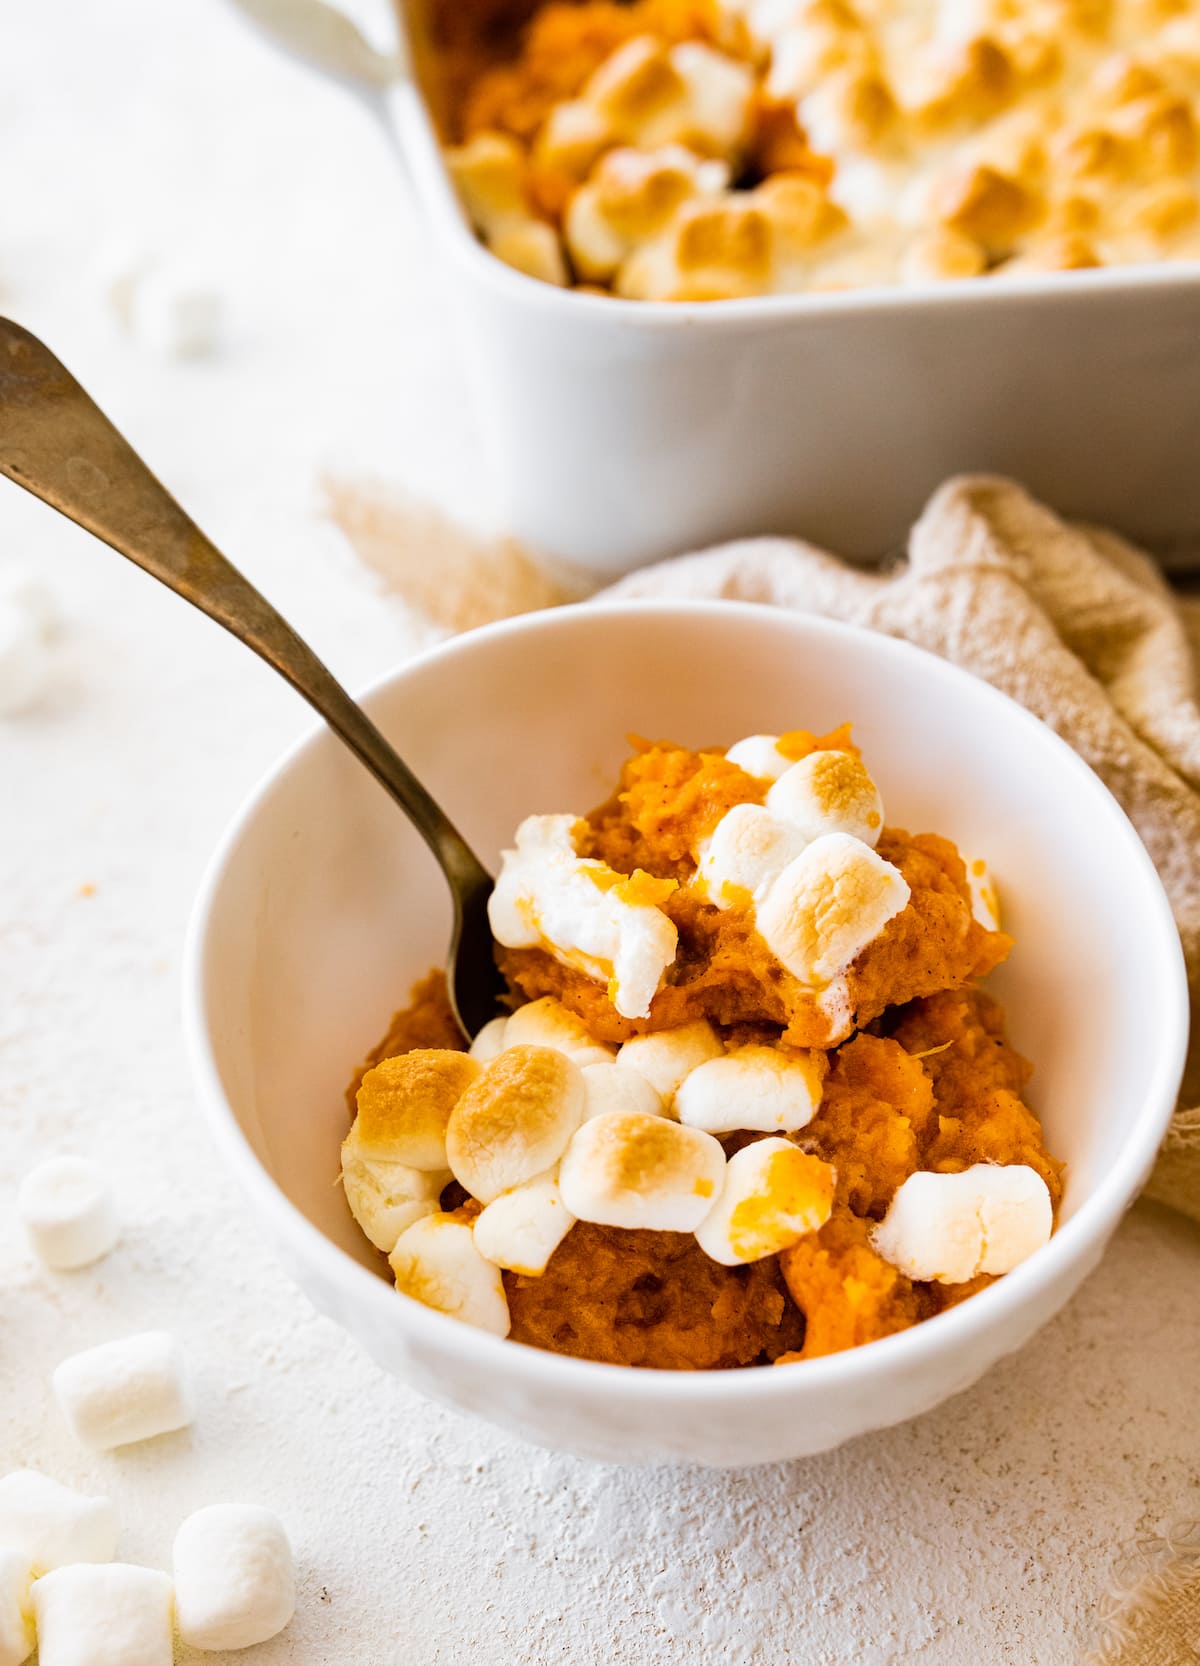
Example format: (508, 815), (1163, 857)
(184, 602), (1187, 1468)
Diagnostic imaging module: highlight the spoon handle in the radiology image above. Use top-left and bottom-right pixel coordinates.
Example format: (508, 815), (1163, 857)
(0, 317), (491, 899)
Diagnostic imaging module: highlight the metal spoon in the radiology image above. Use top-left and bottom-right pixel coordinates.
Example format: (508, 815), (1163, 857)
(0, 317), (504, 1040)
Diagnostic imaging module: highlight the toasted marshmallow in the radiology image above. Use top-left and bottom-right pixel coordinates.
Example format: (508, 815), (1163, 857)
(173, 1504), (294, 1650)
(533, 99), (612, 182)
(473, 1170), (576, 1274)
(872, 1164), (1052, 1282)
(559, 1111), (727, 1231)
(445, 131), (529, 235)
(676, 1045), (824, 1134)
(488, 220), (569, 285)
(966, 857), (1001, 930)
(0, 1470), (117, 1574)
(32, 1565), (173, 1666)
(695, 803), (809, 909)
(504, 997), (616, 1066)
(757, 832), (910, 986)
(616, 1019), (725, 1103)
(52, 1331), (193, 1451)
(340, 1125), (446, 1253)
(565, 145), (727, 282)
(18, 1156), (118, 1270)
(488, 814), (678, 1020)
(900, 226), (987, 281)
(354, 1049), (480, 1172)
(765, 749), (884, 847)
(580, 1062), (666, 1121)
(389, 1213), (510, 1335)
(469, 1015), (509, 1064)
(620, 193), (774, 299)
(0, 1549), (33, 1666)
(586, 36), (755, 158)
(933, 160), (1043, 250)
(723, 733), (793, 780)
(446, 1046), (585, 1203)
(695, 1138), (836, 1264)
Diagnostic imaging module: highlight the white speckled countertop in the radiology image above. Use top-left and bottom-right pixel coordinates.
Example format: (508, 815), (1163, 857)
(3, 3), (1199, 1661)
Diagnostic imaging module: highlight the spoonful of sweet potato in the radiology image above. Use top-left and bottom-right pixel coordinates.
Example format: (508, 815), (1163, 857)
(0, 317), (504, 1041)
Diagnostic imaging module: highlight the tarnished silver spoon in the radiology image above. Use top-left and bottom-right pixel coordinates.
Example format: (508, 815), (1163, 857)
(0, 317), (503, 1040)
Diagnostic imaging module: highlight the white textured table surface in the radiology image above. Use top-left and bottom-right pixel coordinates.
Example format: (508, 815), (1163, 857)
(3, 4), (1200, 1662)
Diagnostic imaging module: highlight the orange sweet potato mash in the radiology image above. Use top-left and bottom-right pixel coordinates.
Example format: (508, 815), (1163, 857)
(348, 734), (1062, 1370)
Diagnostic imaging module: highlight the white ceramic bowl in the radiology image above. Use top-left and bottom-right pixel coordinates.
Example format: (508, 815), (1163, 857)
(185, 602), (1187, 1468)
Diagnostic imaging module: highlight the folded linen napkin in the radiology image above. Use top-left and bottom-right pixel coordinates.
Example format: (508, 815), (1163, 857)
(603, 475), (1200, 1223)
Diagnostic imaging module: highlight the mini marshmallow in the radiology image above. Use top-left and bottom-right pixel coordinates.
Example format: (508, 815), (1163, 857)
(339, 1126), (446, 1253)
(488, 814), (679, 1020)
(966, 856), (1001, 930)
(616, 1019), (724, 1103)
(473, 1170), (576, 1275)
(446, 1046), (584, 1203)
(354, 1049), (480, 1171)
(0, 1549), (33, 1666)
(872, 1164), (1053, 1283)
(766, 749), (884, 847)
(559, 1111), (726, 1231)
(488, 220), (569, 285)
(129, 266), (224, 359)
(757, 832), (910, 986)
(173, 1503), (294, 1650)
(586, 36), (755, 157)
(695, 1138), (836, 1264)
(0, 600), (51, 717)
(52, 1331), (193, 1451)
(469, 1015), (510, 1063)
(32, 1564), (173, 1666)
(445, 131), (529, 235)
(18, 1156), (118, 1270)
(695, 803), (808, 909)
(564, 145), (727, 282)
(723, 733), (793, 780)
(580, 1062), (665, 1121)
(0, 1470), (117, 1574)
(390, 1213), (510, 1335)
(504, 997), (616, 1067)
(676, 1045), (824, 1134)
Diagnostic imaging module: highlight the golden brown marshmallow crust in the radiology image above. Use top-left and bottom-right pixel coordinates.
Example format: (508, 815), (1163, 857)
(434, 0), (1200, 297)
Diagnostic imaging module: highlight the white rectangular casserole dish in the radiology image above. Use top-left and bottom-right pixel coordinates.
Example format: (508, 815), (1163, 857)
(235, 0), (1200, 578)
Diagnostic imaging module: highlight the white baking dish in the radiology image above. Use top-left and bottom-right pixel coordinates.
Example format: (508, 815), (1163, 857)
(233, 0), (1200, 577)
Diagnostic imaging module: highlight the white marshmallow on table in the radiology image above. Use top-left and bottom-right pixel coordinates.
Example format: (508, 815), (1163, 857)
(446, 1045), (585, 1204)
(504, 997), (616, 1067)
(52, 1331), (193, 1451)
(18, 1156), (119, 1270)
(389, 1213), (510, 1335)
(723, 734), (793, 781)
(559, 1111), (726, 1231)
(173, 1503), (294, 1650)
(339, 1127), (446, 1254)
(0, 1470), (117, 1574)
(0, 1549), (33, 1666)
(580, 1061), (665, 1122)
(473, 1170), (576, 1275)
(128, 265), (224, 359)
(695, 1138), (836, 1265)
(0, 599), (51, 717)
(488, 814), (679, 1021)
(675, 1045), (824, 1134)
(32, 1565), (173, 1666)
(695, 803), (808, 910)
(469, 1015), (510, 1063)
(616, 1019), (725, 1104)
(872, 1164), (1053, 1283)
(766, 749), (885, 848)
(757, 832), (911, 987)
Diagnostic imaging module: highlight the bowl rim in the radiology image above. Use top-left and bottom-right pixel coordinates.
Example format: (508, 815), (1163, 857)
(183, 598), (1189, 1404)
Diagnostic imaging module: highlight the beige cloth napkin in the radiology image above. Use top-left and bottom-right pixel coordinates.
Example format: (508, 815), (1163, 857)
(604, 475), (1200, 1222)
